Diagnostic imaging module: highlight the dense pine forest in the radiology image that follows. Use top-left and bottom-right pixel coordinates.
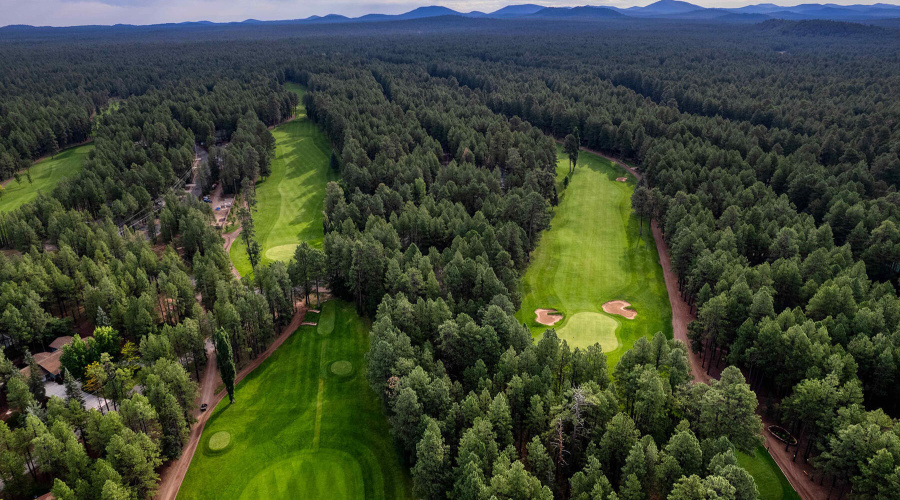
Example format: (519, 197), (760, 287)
(1, 16), (899, 500)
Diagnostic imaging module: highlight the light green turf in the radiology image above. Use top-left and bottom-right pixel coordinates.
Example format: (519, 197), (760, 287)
(179, 300), (413, 500)
(208, 431), (231, 451)
(515, 145), (672, 367)
(330, 360), (353, 377)
(230, 83), (337, 276)
(0, 144), (92, 213)
(559, 313), (620, 351)
(737, 446), (801, 500)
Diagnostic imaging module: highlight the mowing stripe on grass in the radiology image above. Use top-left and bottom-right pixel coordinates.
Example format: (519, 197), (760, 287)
(313, 378), (325, 449)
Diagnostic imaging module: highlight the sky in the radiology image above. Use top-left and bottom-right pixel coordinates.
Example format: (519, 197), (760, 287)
(0, 0), (896, 27)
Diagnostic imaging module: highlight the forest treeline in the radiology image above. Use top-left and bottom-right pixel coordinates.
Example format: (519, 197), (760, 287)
(1, 17), (899, 499)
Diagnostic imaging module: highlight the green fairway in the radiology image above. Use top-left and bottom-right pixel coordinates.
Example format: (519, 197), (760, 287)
(0, 143), (92, 213)
(737, 446), (801, 500)
(179, 300), (413, 500)
(515, 145), (672, 367)
(230, 83), (336, 276)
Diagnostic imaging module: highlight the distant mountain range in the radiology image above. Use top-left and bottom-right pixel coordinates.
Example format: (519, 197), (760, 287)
(235, 1), (900, 25)
(5, 1), (900, 29)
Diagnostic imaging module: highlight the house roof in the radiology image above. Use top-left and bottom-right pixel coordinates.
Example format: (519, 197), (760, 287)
(49, 336), (74, 350)
(23, 351), (64, 377)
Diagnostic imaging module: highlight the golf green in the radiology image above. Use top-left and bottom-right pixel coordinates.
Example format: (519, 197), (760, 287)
(0, 143), (92, 213)
(178, 301), (412, 499)
(230, 83), (337, 276)
(515, 145), (672, 367)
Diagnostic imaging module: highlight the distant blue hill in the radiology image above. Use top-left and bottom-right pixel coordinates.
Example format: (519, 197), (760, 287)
(622, 0), (706, 16)
(530, 6), (624, 18)
(490, 4), (547, 17)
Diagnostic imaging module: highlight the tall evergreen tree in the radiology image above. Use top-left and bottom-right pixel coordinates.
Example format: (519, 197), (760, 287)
(214, 328), (236, 403)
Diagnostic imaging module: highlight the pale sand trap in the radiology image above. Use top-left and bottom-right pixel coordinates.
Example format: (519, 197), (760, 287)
(535, 308), (563, 326)
(603, 300), (637, 319)
(616, 177), (628, 182)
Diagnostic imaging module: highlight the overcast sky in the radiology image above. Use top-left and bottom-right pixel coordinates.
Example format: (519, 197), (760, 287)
(0, 0), (894, 27)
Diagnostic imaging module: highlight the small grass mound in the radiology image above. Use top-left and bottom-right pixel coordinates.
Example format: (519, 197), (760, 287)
(208, 431), (231, 452)
(317, 302), (336, 336)
(266, 244), (299, 262)
(330, 360), (353, 377)
(557, 312), (620, 351)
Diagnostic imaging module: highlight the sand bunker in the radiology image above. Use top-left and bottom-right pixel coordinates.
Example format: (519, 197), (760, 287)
(602, 300), (637, 319)
(616, 177), (628, 182)
(535, 308), (563, 326)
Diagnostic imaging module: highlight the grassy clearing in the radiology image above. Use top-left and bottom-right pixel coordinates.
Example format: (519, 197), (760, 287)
(515, 145), (672, 367)
(230, 83), (337, 276)
(179, 300), (413, 499)
(0, 144), (92, 213)
(737, 446), (801, 500)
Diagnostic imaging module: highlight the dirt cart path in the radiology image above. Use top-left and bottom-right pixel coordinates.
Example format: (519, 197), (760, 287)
(221, 227), (242, 279)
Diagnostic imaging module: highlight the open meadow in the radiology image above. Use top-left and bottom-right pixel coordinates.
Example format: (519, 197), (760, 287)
(0, 144), (92, 213)
(515, 145), (672, 367)
(178, 300), (413, 499)
(230, 83), (337, 276)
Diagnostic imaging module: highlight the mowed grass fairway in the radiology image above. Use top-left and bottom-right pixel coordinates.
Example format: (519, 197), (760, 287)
(0, 143), (91, 213)
(230, 83), (337, 276)
(515, 146), (672, 367)
(737, 446), (801, 500)
(179, 300), (413, 499)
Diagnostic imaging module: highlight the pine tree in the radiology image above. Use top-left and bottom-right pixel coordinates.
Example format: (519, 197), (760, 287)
(63, 368), (85, 408)
(412, 418), (448, 500)
(157, 393), (189, 460)
(620, 473), (645, 500)
(24, 350), (46, 401)
(214, 328), (236, 403)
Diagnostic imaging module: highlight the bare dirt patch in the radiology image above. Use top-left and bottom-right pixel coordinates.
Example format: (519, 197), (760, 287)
(616, 177), (628, 182)
(602, 300), (637, 319)
(535, 308), (563, 326)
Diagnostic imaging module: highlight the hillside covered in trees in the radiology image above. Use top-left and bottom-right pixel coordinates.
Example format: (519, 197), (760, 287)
(0, 15), (899, 500)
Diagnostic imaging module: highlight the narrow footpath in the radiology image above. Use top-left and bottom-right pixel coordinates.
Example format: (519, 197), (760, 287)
(155, 301), (311, 500)
(602, 147), (827, 500)
(221, 227), (242, 279)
